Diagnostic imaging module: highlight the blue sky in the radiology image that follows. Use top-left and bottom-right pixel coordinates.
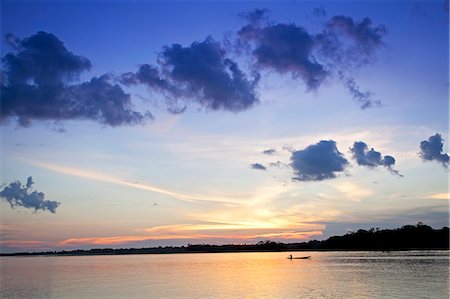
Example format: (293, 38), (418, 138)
(0, 0), (448, 252)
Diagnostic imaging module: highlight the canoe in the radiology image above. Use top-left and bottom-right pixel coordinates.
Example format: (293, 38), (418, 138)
(287, 256), (311, 259)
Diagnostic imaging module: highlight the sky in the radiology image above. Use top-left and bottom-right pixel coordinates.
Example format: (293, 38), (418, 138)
(0, 0), (448, 253)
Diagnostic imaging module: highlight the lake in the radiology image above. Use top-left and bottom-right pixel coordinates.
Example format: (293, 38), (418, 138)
(1, 250), (448, 298)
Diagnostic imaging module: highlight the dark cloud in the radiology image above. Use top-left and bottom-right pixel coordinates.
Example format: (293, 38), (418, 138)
(237, 10), (387, 108)
(121, 64), (170, 91)
(66, 74), (153, 126)
(262, 148), (276, 155)
(2, 14), (388, 126)
(350, 141), (401, 176)
(344, 78), (380, 109)
(250, 163), (267, 170)
(238, 19), (328, 90)
(290, 140), (348, 181)
(419, 134), (449, 168)
(1, 31), (151, 127)
(2, 31), (91, 86)
(316, 15), (386, 108)
(0, 177), (60, 213)
(325, 15), (387, 57)
(161, 38), (260, 111)
(123, 37), (260, 113)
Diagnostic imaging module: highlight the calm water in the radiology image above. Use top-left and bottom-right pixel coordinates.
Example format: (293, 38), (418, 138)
(1, 251), (448, 298)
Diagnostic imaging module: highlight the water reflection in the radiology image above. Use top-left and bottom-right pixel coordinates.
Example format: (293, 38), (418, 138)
(1, 251), (448, 298)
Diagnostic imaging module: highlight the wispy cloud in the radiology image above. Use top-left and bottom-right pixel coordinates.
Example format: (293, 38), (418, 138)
(59, 222), (324, 247)
(0, 239), (55, 250)
(59, 235), (189, 246)
(332, 182), (373, 202)
(426, 193), (449, 200)
(24, 160), (239, 204)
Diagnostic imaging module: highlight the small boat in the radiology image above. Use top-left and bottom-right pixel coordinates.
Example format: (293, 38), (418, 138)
(287, 255), (311, 260)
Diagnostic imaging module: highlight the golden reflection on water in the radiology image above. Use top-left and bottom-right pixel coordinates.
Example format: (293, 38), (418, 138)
(1, 251), (448, 298)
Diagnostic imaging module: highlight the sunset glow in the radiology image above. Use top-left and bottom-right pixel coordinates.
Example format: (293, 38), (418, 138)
(0, 0), (448, 254)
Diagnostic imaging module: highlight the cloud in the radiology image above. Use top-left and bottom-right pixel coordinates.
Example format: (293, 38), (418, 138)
(350, 141), (401, 176)
(1, 31), (151, 127)
(250, 163), (267, 171)
(161, 38), (260, 111)
(290, 140), (348, 181)
(66, 74), (153, 126)
(238, 17), (328, 90)
(344, 78), (380, 109)
(57, 225), (322, 247)
(0, 177), (60, 213)
(333, 182), (373, 202)
(262, 148), (276, 155)
(237, 10), (387, 108)
(326, 15), (387, 57)
(316, 15), (387, 108)
(121, 64), (171, 91)
(123, 37), (260, 113)
(419, 133), (449, 168)
(2, 14), (388, 126)
(26, 160), (241, 204)
(426, 193), (449, 200)
(316, 15), (387, 70)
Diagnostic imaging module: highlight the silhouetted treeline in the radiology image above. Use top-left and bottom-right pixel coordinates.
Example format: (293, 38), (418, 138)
(1, 223), (448, 256)
(317, 222), (449, 250)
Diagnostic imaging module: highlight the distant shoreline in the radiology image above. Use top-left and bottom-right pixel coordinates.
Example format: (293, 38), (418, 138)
(2, 248), (449, 258)
(2, 223), (448, 257)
